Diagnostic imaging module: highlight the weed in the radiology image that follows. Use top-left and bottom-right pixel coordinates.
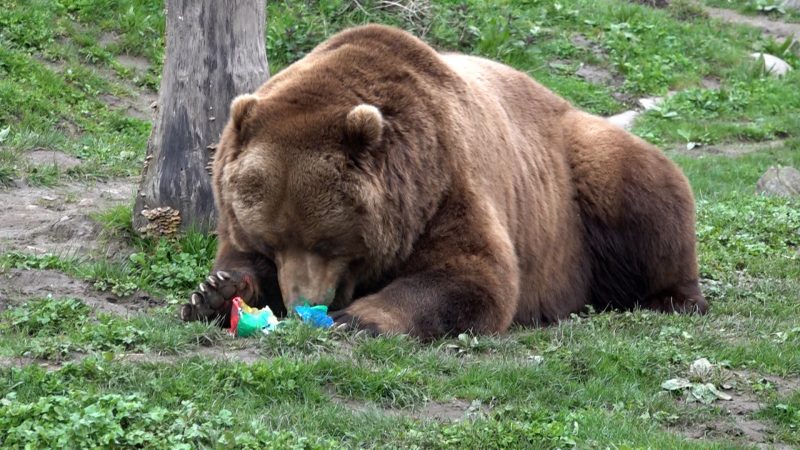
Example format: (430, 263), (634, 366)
(127, 234), (215, 294)
(261, 320), (337, 356)
(757, 391), (800, 445)
(80, 315), (147, 351)
(2, 297), (89, 336)
(0, 252), (74, 271)
(0, 390), (339, 449)
(696, 195), (800, 280)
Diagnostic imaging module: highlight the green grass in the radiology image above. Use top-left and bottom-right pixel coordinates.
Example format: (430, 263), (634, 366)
(2, 0), (799, 188)
(0, 0), (154, 184)
(1, 0), (799, 448)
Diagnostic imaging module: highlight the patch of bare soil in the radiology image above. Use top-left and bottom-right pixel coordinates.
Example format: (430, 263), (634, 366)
(631, 0), (670, 7)
(0, 347), (264, 371)
(326, 386), (490, 422)
(671, 139), (788, 157)
(0, 177), (136, 257)
(672, 371), (797, 449)
(100, 92), (155, 121)
(570, 35), (646, 115)
(571, 34), (607, 58)
(99, 31), (119, 48)
(705, 7), (800, 41)
(24, 149), (82, 170)
(95, 62), (158, 122)
(576, 64), (614, 85)
(0, 268), (139, 316)
(126, 346), (264, 364)
(95, 48), (157, 121)
(701, 77), (721, 90)
(734, 370), (800, 400)
(117, 54), (151, 73)
(570, 34), (636, 105)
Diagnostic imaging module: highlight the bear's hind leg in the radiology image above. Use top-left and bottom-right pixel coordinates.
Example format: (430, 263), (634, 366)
(643, 279), (708, 314)
(564, 110), (706, 315)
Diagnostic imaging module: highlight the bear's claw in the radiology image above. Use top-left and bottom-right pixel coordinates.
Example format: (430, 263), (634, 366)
(180, 270), (253, 323)
(330, 310), (382, 337)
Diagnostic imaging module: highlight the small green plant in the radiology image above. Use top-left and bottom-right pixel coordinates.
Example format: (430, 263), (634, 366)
(261, 320), (336, 356)
(753, 0), (786, 15)
(3, 297), (89, 336)
(24, 163), (62, 186)
(696, 196), (800, 279)
(93, 203), (136, 239)
(22, 336), (84, 360)
(443, 332), (495, 355)
(79, 315), (147, 352)
(760, 398), (800, 429)
(0, 165), (16, 187)
(128, 236), (214, 293)
(0, 390), (339, 449)
(0, 252), (74, 271)
(411, 406), (578, 449)
(668, 0), (709, 20)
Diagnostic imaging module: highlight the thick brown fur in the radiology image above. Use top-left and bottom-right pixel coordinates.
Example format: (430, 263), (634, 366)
(180, 24), (707, 339)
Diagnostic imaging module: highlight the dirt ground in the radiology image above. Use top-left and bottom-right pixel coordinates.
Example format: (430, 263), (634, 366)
(673, 370), (800, 449)
(0, 169), (144, 321)
(0, 177), (136, 257)
(705, 7), (800, 42)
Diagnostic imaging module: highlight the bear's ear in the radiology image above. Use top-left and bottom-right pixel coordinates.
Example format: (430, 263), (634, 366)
(229, 94), (259, 132)
(345, 104), (383, 148)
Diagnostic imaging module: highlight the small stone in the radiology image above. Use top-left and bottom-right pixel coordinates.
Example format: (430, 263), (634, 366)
(750, 53), (793, 77)
(606, 110), (640, 130)
(756, 166), (800, 197)
(638, 97), (664, 111)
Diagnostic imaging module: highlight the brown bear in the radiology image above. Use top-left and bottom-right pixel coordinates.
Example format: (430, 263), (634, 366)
(180, 24), (707, 339)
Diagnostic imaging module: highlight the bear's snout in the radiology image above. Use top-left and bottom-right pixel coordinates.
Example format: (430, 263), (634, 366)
(275, 248), (345, 311)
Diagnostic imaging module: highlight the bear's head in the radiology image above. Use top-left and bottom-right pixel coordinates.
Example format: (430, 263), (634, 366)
(213, 93), (411, 311)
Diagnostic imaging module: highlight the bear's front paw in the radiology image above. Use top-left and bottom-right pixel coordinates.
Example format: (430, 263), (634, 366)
(179, 270), (255, 323)
(329, 299), (409, 337)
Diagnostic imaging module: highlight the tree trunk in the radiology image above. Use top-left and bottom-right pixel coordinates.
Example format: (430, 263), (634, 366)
(134, 0), (269, 235)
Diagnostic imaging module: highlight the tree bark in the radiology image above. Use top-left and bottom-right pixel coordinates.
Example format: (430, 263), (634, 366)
(134, 0), (269, 235)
